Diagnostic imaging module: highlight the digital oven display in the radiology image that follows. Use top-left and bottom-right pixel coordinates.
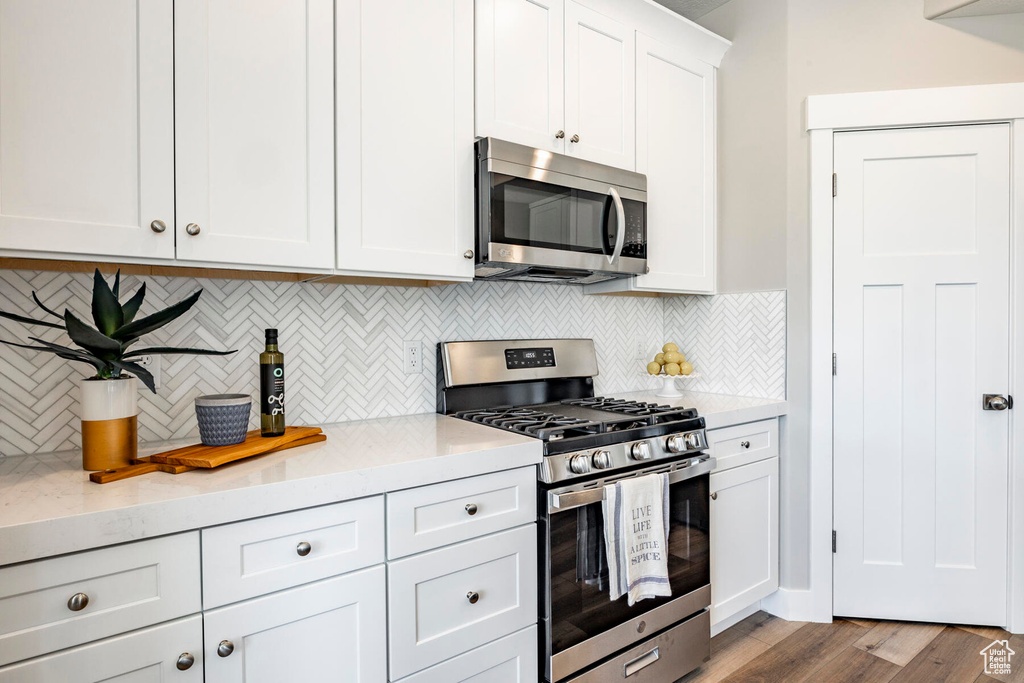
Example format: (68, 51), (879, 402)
(505, 347), (555, 369)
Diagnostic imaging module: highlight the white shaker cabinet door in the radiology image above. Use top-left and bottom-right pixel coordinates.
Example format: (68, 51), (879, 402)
(174, 0), (335, 269)
(475, 0), (565, 154)
(203, 566), (387, 683)
(0, 0), (175, 259)
(563, 1), (635, 170)
(336, 0), (475, 280)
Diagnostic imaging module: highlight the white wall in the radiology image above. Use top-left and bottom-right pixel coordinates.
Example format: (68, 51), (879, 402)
(699, 0), (1024, 593)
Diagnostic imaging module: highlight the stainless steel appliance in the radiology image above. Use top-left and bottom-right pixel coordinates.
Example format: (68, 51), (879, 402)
(474, 138), (648, 285)
(438, 339), (713, 682)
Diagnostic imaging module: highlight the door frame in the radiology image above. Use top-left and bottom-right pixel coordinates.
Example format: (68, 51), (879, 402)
(802, 82), (1024, 631)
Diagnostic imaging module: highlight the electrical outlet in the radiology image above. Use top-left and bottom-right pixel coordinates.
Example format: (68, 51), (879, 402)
(633, 332), (646, 361)
(136, 354), (162, 390)
(403, 341), (423, 375)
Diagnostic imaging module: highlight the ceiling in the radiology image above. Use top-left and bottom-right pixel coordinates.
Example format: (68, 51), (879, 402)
(652, 0), (733, 21)
(925, 0), (1024, 18)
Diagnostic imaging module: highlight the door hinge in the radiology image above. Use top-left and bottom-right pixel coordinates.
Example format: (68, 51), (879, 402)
(832, 173), (837, 197)
(832, 353), (837, 376)
(832, 530), (837, 553)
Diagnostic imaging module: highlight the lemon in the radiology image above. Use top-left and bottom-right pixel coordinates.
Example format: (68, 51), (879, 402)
(663, 351), (683, 365)
(679, 361), (693, 376)
(676, 352), (686, 363)
(654, 353), (665, 364)
(662, 342), (679, 353)
(664, 362), (681, 376)
(646, 361), (662, 375)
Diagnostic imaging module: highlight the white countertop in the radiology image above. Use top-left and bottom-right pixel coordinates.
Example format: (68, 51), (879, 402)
(0, 414), (541, 566)
(615, 389), (788, 429)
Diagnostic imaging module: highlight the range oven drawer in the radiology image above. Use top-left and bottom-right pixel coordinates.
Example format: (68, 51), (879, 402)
(564, 609), (710, 682)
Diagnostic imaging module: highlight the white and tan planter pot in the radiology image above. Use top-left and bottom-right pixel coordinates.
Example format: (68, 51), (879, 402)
(80, 377), (138, 471)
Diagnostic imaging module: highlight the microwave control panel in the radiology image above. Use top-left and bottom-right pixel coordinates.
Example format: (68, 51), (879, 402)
(620, 199), (647, 259)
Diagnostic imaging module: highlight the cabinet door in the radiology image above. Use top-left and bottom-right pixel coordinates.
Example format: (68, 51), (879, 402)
(174, 0), (334, 269)
(475, 0), (565, 153)
(710, 457), (779, 626)
(203, 566), (386, 683)
(337, 0), (475, 280)
(0, 616), (203, 683)
(634, 33), (715, 293)
(564, 2), (635, 170)
(0, 0), (174, 259)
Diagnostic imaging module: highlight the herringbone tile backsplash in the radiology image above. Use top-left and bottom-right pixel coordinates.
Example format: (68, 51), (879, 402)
(0, 269), (785, 456)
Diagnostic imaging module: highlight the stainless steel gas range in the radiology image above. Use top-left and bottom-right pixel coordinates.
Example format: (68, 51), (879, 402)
(438, 339), (714, 683)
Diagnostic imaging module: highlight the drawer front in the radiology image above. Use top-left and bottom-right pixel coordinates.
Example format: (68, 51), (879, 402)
(387, 467), (535, 559)
(388, 524), (538, 679)
(202, 495), (384, 608)
(0, 615), (203, 683)
(398, 625), (538, 683)
(707, 418), (779, 472)
(0, 532), (200, 667)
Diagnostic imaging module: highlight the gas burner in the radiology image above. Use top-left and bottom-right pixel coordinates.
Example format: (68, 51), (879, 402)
(561, 397), (698, 425)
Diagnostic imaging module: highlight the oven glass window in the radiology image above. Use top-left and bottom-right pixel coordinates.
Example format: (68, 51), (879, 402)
(544, 474), (710, 655)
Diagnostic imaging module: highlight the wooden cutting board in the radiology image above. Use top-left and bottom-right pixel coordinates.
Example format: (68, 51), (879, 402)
(89, 428), (326, 484)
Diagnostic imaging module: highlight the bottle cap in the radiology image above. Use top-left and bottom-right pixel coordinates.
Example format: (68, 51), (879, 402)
(265, 328), (278, 344)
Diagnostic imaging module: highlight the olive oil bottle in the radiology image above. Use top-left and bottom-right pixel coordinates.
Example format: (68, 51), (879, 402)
(260, 328), (286, 436)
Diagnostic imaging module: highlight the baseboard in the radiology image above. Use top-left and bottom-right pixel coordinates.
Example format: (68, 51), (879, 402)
(710, 602), (761, 637)
(760, 588), (831, 623)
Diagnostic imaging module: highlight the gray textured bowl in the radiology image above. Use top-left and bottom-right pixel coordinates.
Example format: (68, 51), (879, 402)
(195, 394), (252, 446)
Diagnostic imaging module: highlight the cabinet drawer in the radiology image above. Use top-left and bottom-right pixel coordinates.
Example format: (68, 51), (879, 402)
(0, 615), (203, 683)
(388, 524), (538, 679)
(397, 625), (538, 683)
(707, 418), (779, 472)
(202, 495), (384, 608)
(0, 532), (200, 667)
(387, 467), (535, 559)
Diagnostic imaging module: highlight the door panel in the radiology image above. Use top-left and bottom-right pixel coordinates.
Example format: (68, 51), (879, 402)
(0, 0), (174, 259)
(174, 0), (334, 269)
(833, 124), (1010, 625)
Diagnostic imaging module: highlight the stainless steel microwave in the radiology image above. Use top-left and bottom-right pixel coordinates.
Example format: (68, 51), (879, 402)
(474, 138), (647, 285)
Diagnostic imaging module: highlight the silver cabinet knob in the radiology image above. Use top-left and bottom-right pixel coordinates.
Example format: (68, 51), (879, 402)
(67, 593), (89, 612)
(631, 442), (652, 461)
(555, 130), (565, 139)
(711, 492), (718, 500)
(983, 394), (1011, 411)
(296, 541), (311, 557)
(570, 134), (580, 143)
(185, 223), (201, 236)
(150, 219), (167, 233)
(176, 653), (195, 671)
(217, 640), (234, 658)
(740, 440), (751, 449)
(467, 591), (480, 604)
(465, 503), (478, 516)
(464, 249), (474, 259)
(592, 450), (612, 469)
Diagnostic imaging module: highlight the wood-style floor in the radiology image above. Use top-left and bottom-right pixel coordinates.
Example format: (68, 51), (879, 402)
(680, 611), (1020, 683)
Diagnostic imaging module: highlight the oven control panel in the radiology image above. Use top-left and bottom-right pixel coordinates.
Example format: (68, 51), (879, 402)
(505, 347), (555, 369)
(539, 430), (708, 483)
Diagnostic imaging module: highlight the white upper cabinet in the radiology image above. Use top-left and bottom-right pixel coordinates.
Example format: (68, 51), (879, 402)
(564, 2), (635, 170)
(174, 0), (335, 270)
(0, 0), (175, 259)
(337, 0), (475, 280)
(476, 0), (565, 154)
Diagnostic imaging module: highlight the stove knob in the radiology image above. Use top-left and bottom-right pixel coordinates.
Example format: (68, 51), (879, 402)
(592, 450), (612, 469)
(684, 432), (703, 450)
(569, 454), (592, 475)
(665, 434), (687, 453)
(631, 442), (653, 461)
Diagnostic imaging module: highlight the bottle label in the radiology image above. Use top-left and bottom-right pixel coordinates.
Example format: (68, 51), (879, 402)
(261, 363), (285, 416)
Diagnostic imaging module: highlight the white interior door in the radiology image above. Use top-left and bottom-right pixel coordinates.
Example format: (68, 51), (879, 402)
(0, 0), (175, 259)
(174, 0), (335, 269)
(563, 1), (635, 170)
(833, 124), (1010, 625)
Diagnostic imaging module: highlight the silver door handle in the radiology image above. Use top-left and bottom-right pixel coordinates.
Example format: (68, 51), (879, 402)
(607, 187), (625, 265)
(570, 134), (580, 143)
(624, 647), (660, 677)
(185, 223), (201, 236)
(217, 640), (234, 658)
(555, 130), (565, 139)
(983, 394), (1012, 411)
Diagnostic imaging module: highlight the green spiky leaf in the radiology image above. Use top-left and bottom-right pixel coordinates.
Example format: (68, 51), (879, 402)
(111, 289), (201, 342)
(112, 270), (120, 300)
(120, 282), (146, 325)
(91, 269), (123, 336)
(32, 292), (64, 320)
(0, 338), (106, 373)
(0, 309), (65, 330)
(124, 347), (237, 358)
(65, 309), (121, 359)
(111, 359), (156, 393)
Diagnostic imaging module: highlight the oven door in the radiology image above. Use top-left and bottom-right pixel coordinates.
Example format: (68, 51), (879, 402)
(540, 458), (713, 683)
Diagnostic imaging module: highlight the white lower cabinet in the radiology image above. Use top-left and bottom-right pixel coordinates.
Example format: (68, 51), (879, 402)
(397, 626), (537, 683)
(0, 616), (203, 683)
(709, 457), (779, 626)
(203, 565), (387, 682)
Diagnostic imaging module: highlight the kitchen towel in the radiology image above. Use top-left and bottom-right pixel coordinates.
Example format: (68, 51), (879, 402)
(577, 504), (608, 590)
(603, 472), (671, 606)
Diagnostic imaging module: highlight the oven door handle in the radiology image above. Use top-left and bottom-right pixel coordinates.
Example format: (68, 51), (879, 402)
(548, 457), (716, 512)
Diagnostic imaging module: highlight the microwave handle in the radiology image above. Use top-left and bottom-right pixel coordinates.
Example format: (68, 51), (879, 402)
(607, 187), (626, 265)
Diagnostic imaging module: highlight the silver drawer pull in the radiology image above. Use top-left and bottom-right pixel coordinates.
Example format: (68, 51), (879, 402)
(217, 640), (234, 658)
(150, 219), (167, 233)
(67, 593), (89, 612)
(296, 541), (312, 557)
(465, 503), (478, 516)
(176, 653), (195, 671)
(624, 647), (660, 677)
(740, 441), (751, 449)
(185, 222), (201, 236)
(711, 492), (718, 500)
(467, 591), (480, 604)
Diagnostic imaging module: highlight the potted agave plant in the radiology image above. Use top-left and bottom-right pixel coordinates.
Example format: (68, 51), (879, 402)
(0, 269), (236, 470)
